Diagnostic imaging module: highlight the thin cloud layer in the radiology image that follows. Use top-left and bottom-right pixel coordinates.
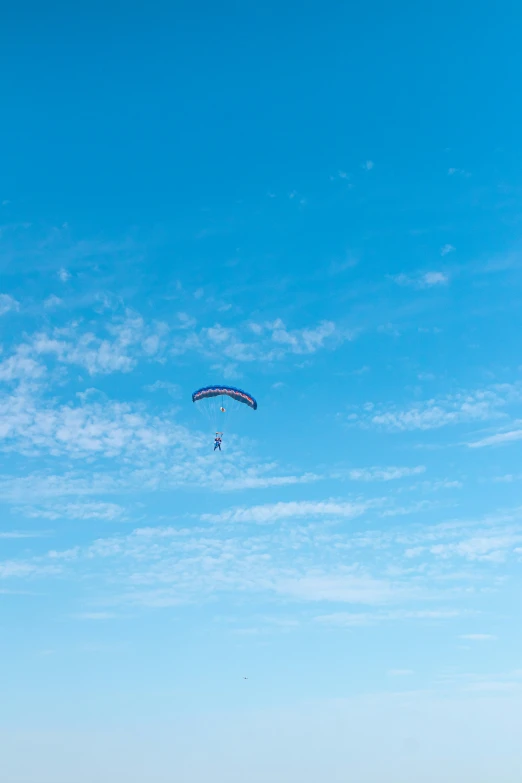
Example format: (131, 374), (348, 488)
(352, 384), (522, 432)
(3, 503), (519, 621)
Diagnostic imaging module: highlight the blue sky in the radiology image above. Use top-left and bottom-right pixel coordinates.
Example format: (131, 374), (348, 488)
(2, 2), (522, 781)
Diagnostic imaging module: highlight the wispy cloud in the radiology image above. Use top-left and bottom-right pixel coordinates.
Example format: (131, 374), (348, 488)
(176, 312), (197, 329)
(362, 160), (374, 171)
(391, 271), (449, 289)
(203, 499), (376, 524)
(440, 244), (455, 256)
(459, 634), (496, 641)
(219, 472), (321, 491)
(144, 380), (180, 397)
(0, 531), (51, 539)
(0, 294), (19, 316)
(211, 361), (241, 381)
(0, 351), (46, 382)
(0, 471), (119, 503)
(4, 503), (519, 619)
(464, 679), (521, 693)
(0, 388), (196, 460)
(0, 560), (60, 579)
(28, 311), (168, 375)
(48, 547), (80, 561)
(171, 317), (354, 365)
(468, 428), (522, 448)
(427, 533), (522, 562)
(315, 609), (463, 626)
(0, 309), (355, 395)
(248, 319), (355, 359)
(74, 612), (118, 620)
(404, 513), (522, 562)
(44, 294), (63, 309)
(268, 320), (340, 354)
(354, 384), (521, 432)
(342, 466), (426, 482)
(448, 167), (471, 177)
(0, 314), (168, 383)
(275, 569), (401, 604)
(21, 502), (125, 521)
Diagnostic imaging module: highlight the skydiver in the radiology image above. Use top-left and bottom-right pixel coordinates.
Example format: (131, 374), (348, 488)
(214, 433), (222, 451)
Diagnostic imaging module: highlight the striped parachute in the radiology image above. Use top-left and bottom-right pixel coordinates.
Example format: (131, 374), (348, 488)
(192, 385), (257, 442)
(192, 385), (257, 410)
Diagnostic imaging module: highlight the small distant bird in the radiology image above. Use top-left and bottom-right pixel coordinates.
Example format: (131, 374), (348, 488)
(243, 677), (248, 680)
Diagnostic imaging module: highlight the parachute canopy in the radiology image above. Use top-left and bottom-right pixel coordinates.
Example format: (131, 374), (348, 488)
(192, 385), (258, 410)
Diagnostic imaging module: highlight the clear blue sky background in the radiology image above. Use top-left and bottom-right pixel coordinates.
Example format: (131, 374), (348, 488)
(1, 2), (522, 781)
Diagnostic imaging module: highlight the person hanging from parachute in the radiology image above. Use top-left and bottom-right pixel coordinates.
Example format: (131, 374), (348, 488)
(191, 385), (258, 451)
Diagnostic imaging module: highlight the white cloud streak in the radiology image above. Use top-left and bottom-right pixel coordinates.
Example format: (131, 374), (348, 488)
(355, 384), (522, 432)
(315, 609), (463, 626)
(202, 499), (376, 525)
(343, 466), (426, 481)
(460, 634), (496, 641)
(391, 271), (449, 288)
(21, 502), (125, 521)
(0, 560), (60, 579)
(468, 429), (522, 448)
